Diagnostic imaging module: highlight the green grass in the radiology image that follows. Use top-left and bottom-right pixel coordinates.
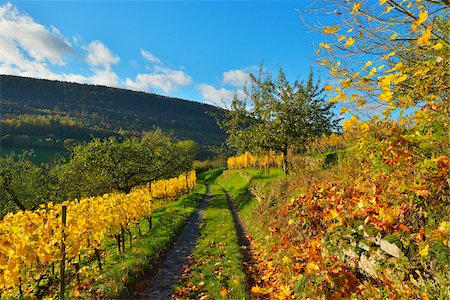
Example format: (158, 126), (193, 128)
(71, 184), (207, 299)
(216, 168), (285, 252)
(174, 184), (249, 299)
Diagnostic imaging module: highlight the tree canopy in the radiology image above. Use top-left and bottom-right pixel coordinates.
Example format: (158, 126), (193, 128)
(308, 0), (449, 121)
(54, 130), (198, 198)
(220, 66), (340, 173)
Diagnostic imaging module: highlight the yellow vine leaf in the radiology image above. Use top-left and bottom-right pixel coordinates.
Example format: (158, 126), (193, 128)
(390, 32), (398, 40)
(323, 25), (339, 34)
(379, 0), (388, 4)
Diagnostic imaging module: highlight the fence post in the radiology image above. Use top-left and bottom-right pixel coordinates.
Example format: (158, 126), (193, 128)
(60, 205), (67, 300)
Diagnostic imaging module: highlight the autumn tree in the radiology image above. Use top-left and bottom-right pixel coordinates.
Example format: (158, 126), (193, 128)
(220, 66), (340, 174)
(306, 0), (449, 120)
(0, 152), (50, 215)
(53, 130), (197, 199)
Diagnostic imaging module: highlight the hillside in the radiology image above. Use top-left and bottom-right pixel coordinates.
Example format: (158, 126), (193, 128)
(0, 75), (226, 161)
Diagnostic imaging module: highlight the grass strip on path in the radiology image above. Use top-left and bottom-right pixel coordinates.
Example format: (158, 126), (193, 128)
(173, 184), (249, 299)
(75, 184), (206, 299)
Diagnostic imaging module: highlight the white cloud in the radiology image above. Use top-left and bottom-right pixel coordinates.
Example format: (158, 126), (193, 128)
(222, 69), (251, 87)
(0, 3), (190, 95)
(197, 84), (245, 108)
(85, 40), (120, 69)
(140, 49), (162, 64)
(0, 2), (73, 65)
(125, 66), (192, 94)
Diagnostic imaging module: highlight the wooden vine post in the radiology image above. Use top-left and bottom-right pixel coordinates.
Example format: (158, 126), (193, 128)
(59, 205), (67, 300)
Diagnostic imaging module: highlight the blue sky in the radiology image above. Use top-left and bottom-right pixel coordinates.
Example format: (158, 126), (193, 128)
(0, 1), (331, 107)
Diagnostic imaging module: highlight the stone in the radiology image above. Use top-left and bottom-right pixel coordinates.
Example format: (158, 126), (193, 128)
(359, 254), (378, 279)
(380, 239), (402, 258)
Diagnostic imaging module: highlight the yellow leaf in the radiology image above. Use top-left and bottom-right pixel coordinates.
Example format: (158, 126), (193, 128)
(319, 43), (331, 50)
(328, 96), (339, 103)
(356, 99), (367, 106)
(277, 285), (292, 299)
(413, 10), (428, 30)
(390, 32), (398, 40)
(337, 35), (346, 42)
(379, 0), (388, 4)
(419, 244), (429, 257)
(323, 26), (339, 34)
(363, 61), (373, 69)
(345, 37), (355, 47)
(340, 107), (350, 114)
(320, 59), (333, 66)
(282, 256), (292, 264)
(330, 209), (339, 219)
(324, 84), (333, 91)
(343, 115), (359, 131)
(219, 287), (228, 297)
(393, 74), (408, 84)
(417, 27), (431, 45)
(305, 261), (320, 274)
(438, 221), (450, 233)
(288, 218), (295, 225)
(431, 43), (443, 50)
(352, 2), (362, 13)
(251, 285), (264, 296)
(379, 90), (393, 103)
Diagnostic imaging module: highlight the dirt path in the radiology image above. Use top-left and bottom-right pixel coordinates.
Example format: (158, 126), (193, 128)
(135, 185), (210, 299)
(222, 188), (259, 292)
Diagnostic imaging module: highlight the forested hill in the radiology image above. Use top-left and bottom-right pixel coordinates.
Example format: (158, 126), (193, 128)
(0, 75), (226, 159)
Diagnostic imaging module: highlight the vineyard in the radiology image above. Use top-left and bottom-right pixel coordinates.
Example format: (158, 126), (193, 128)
(0, 0), (448, 299)
(0, 171), (196, 298)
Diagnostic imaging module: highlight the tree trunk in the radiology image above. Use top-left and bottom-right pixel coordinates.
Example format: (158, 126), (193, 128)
(282, 146), (289, 175)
